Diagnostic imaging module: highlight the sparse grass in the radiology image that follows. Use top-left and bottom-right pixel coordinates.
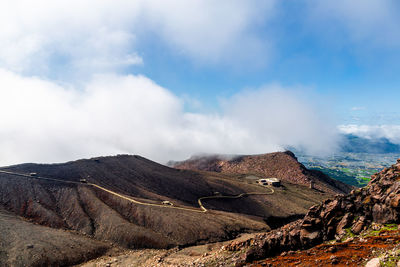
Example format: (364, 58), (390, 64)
(340, 227), (356, 242)
(384, 224), (398, 231)
(338, 220), (389, 242)
(377, 247), (400, 267)
(380, 255), (400, 267)
(368, 224), (398, 236)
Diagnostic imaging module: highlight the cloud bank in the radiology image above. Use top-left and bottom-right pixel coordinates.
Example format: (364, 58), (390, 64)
(339, 125), (400, 144)
(0, 69), (337, 165)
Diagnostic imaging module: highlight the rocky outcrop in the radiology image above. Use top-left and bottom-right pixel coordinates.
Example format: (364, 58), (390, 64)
(228, 158), (400, 264)
(173, 151), (353, 195)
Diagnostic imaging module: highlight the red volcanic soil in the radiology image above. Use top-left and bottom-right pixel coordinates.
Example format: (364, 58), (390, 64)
(172, 151), (353, 195)
(254, 229), (400, 267)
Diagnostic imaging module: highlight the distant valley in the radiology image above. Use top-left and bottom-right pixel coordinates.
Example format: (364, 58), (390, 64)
(295, 134), (400, 187)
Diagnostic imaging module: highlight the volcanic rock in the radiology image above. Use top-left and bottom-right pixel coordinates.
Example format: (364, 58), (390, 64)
(351, 216), (366, 234)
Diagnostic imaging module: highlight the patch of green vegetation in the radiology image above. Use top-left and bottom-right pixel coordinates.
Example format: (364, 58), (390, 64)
(369, 230), (380, 236)
(358, 177), (371, 186)
(383, 224), (398, 231)
(368, 224), (398, 236)
(340, 227), (356, 242)
(310, 166), (376, 187)
(311, 167), (359, 187)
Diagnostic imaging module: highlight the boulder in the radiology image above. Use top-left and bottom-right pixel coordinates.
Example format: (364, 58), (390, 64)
(351, 216), (365, 234)
(365, 257), (381, 267)
(299, 229), (321, 247)
(372, 204), (394, 223)
(320, 200), (340, 220)
(336, 213), (353, 235)
(391, 195), (400, 208)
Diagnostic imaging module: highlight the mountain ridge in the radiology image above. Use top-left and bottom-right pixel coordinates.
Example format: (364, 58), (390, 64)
(340, 134), (400, 154)
(171, 151), (353, 195)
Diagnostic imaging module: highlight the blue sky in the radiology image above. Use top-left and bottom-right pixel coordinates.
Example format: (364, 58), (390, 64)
(133, 2), (400, 123)
(0, 0), (399, 164)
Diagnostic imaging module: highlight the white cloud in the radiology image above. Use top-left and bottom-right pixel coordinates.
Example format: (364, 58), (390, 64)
(143, 0), (275, 64)
(0, 69), (337, 165)
(0, 0), (275, 75)
(221, 86), (339, 155)
(0, 1), (143, 74)
(338, 124), (400, 144)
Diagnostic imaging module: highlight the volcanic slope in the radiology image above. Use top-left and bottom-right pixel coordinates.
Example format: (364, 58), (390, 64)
(172, 151), (353, 195)
(0, 208), (109, 267)
(0, 154), (335, 265)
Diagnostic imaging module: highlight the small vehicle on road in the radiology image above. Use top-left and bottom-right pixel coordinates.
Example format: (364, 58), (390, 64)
(162, 200), (173, 206)
(29, 172), (38, 177)
(79, 179), (88, 183)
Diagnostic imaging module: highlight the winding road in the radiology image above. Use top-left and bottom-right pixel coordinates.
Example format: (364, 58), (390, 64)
(0, 169), (274, 213)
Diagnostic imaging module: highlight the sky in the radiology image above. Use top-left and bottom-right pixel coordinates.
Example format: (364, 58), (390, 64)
(0, 0), (400, 165)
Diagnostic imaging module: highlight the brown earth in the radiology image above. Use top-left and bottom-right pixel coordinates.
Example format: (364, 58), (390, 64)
(253, 228), (400, 266)
(0, 154), (335, 266)
(0, 208), (109, 267)
(172, 151), (353, 195)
